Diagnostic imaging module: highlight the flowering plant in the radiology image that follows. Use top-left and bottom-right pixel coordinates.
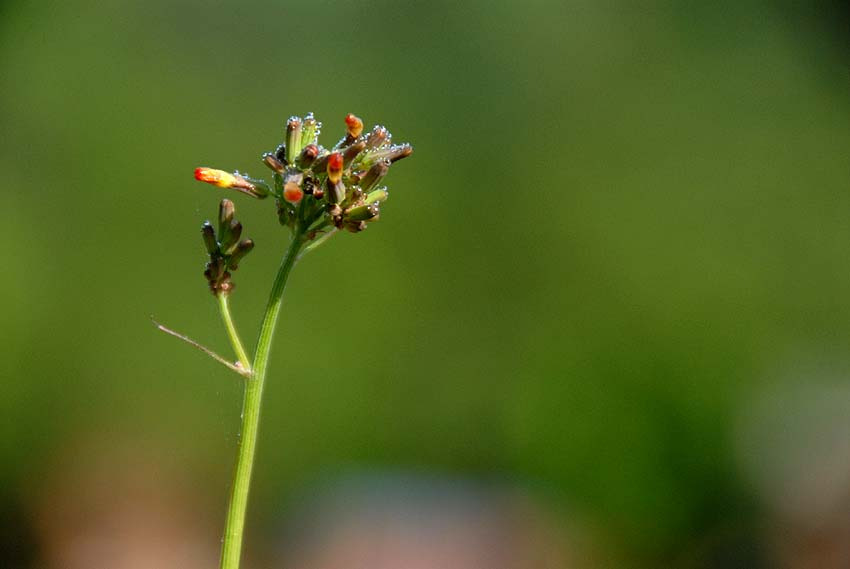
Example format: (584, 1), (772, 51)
(157, 112), (412, 569)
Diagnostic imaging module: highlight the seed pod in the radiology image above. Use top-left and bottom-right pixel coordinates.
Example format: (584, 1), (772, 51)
(201, 221), (218, 255)
(285, 116), (302, 164)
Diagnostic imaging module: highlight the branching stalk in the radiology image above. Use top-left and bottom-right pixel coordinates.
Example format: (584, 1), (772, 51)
(218, 294), (252, 372)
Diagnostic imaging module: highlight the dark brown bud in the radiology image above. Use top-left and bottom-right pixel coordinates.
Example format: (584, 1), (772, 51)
(365, 125), (390, 149)
(311, 151), (330, 175)
(388, 144), (413, 163)
(325, 177), (345, 204)
(298, 144), (319, 168)
(201, 221), (218, 255)
(228, 238), (254, 269)
(342, 140), (366, 169)
(263, 152), (286, 173)
(359, 159), (390, 191)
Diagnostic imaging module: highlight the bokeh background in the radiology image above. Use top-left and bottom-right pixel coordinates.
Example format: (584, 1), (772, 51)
(3, 2), (850, 567)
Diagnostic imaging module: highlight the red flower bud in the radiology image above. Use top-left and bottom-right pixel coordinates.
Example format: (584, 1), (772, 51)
(327, 152), (343, 184)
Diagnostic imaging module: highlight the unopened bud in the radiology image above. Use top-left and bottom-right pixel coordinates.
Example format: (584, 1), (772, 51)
(327, 152), (343, 184)
(365, 187), (389, 205)
(311, 151), (330, 175)
(285, 116), (302, 164)
(388, 144), (413, 163)
(344, 220), (368, 233)
(325, 178), (345, 204)
(359, 159), (389, 191)
(346, 203), (380, 222)
(218, 199), (235, 238)
(362, 144), (413, 168)
(201, 221), (218, 255)
(345, 113), (363, 138)
(263, 153), (285, 173)
(301, 113), (319, 147)
(298, 144), (319, 168)
(220, 219), (242, 254)
(195, 167), (237, 188)
(194, 167), (267, 198)
(345, 186), (364, 206)
(342, 140), (366, 169)
(283, 181), (304, 204)
(228, 239), (254, 269)
(365, 125), (389, 149)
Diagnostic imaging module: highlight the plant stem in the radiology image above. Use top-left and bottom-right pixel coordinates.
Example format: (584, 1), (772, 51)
(218, 294), (252, 372)
(219, 232), (305, 569)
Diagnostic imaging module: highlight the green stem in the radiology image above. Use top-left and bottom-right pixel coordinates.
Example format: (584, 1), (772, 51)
(219, 233), (305, 569)
(218, 294), (252, 372)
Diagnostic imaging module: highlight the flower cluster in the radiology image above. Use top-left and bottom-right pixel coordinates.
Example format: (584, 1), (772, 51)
(201, 199), (254, 296)
(193, 112), (412, 294)
(194, 112), (412, 235)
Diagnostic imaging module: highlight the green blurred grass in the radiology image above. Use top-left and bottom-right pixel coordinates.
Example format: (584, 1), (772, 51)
(2, 1), (850, 565)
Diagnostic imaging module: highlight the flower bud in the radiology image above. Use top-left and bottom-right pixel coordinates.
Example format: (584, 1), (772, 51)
(195, 167), (237, 188)
(301, 113), (319, 148)
(201, 221), (218, 255)
(361, 144), (413, 168)
(345, 113), (364, 138)
(327, 152), (343, 184)
(218, 199), (235, 238)
(311, 151), (330, 175)
(325, 178), (345, 205)
(364, 187), (389, 205)
(342, 140), (366, 169)
(194, 167), (268, 198)
(298, 144), (319, 168)
(220, 219), (242, 255)
(283, 181), (304, 204)
(262, 153), (286, 173)
(285, 116), (302, 164)
(227, 238), (254, 269)
(388, 144), (413, 163)
(346, 203), (380, 222)
(344, 220), (368, 233)
(365, 125), (390, 149)
(359, 159), (389, 191)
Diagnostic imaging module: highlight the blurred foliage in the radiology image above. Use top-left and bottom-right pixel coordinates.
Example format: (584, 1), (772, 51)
(2, 1), (850, 567)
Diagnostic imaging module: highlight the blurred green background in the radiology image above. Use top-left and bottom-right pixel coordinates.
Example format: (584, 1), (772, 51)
(3, 1), (850, 567)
